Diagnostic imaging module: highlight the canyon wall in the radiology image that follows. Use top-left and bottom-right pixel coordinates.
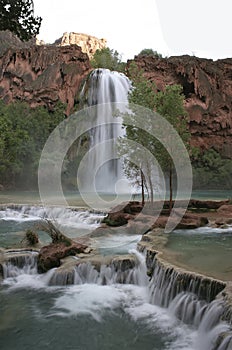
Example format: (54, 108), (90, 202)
(0, 29), (232, 157)
(0, 31), (91, 115)
(132, 55), (232, 158)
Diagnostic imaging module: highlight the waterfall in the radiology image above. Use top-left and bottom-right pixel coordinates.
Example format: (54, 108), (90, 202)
(81, 68), (131, 193)
(146, 253), (232, 350)
(2, 251), (38, 278)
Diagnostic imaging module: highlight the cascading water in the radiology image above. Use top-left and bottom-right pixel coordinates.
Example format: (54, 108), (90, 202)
(81, 68), (131, 193)
(1, 243), (232, 350)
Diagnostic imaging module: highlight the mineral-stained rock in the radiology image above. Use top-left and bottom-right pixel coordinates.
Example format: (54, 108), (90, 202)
(0, 39), (91, 115)
(37, 242), (88, 273)
(130, 55), (232, 158)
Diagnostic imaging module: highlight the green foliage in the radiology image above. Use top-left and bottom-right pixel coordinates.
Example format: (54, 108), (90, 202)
(127, 62), (157, 109)
(192, 149), (232, 189)
(119, 63), (158, 201)
(90, 47), (126, 72)
(121, 64), (189, 206)
(0, 100), (65, 188)
(0, 0), (42, 41)
(138, 49), (163, 58)
(25, 229), (39, 245)
(154, 84), (190, 164)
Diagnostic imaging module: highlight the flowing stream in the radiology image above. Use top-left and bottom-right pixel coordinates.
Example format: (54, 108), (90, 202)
(0, 206), (232, 350)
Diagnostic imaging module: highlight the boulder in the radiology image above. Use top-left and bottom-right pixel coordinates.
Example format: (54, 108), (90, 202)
(217, 204), (232, 216)
(37, 242), (88, 273)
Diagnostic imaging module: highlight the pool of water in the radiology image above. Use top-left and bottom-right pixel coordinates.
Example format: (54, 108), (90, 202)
(0, 272), (200, 350)
(165, 227), (232, 281)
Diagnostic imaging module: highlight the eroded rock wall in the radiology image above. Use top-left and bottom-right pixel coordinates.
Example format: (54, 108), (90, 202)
(131, 55), (232, 158)
(0, 40), (91, 115)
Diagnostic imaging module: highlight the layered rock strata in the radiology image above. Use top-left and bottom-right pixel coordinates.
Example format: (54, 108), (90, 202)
(131, 55), (232, 158)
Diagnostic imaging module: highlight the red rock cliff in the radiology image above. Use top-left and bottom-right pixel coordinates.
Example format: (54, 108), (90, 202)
(131, 55), (232, 158)
(0, 42), (91, 115)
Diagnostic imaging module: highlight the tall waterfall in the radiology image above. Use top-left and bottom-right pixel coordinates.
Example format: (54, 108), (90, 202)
(81, 68), (131, 193)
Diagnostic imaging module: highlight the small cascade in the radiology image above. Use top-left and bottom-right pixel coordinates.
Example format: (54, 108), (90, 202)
(1, 241), (232, 349)
(49, 250), (148, 287)
(2, 251), (38, 278)
(147, 253), (232, 350)
(148, 258), (226, 307)
(217, 334), (232, 350)
(0, 205), (104, 226)
(80, 68), (131, 193)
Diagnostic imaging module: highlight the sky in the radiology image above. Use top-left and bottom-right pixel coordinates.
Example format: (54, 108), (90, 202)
(33, 0), (232, 61)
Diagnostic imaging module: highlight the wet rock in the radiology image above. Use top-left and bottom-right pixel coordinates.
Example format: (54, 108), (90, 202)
(37, 242), (88, 273)
(189, 199), (229, 210)
(217, 204), (232, 216)
(102, 212), (128, 226)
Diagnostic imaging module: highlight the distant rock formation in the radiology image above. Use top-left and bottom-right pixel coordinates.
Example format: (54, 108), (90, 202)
(131, 55), (232, 158)
(54, 32), (107, 58)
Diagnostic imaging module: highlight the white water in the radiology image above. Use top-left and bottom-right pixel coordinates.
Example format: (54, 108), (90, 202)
(0, 205), (103, 226)
(1, 246), (232, 350)
(0, 206), (232, 349)
(81, 68), (131, 193)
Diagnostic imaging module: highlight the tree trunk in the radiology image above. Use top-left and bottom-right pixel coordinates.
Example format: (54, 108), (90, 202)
(140, 169), (145, 206)
(169, 163), (173, 213)
(148, 174), (154, 204)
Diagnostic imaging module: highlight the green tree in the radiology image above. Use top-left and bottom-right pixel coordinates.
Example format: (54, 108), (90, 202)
(154, 85), (190, 211)
(120, 62), (158, 204)
(0, 0), (42, 41)
(0, 101), (65, 189)
(121, 63), (189, 210)
(138, 48), (162, 58)
(90, 47), (125, 72)
(192, 148), (232, 190)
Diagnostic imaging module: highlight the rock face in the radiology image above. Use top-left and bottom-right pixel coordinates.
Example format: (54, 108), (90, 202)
(54, 32), (107, 58)
(0, 34), (91, 115)
(0, 30), (35, 57)
(131, 55), (232, 158)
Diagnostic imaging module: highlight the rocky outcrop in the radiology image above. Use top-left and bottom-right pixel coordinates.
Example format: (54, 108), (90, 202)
(37, 242), (88, 273)
(0, 30), (35, 57)
(102, 201), (210, 232)
(131, 55), (232, 158)
(0, 38), (91, 115)
(54, 32), (107, 58)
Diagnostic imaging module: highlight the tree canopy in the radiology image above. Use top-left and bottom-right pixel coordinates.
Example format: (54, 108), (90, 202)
(121, 63), (190, 208)
(90, 47), (125, 72)
(0, 0), (42, 41)
(0, 101), (65, 189)
(138, 49), (163, 58)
